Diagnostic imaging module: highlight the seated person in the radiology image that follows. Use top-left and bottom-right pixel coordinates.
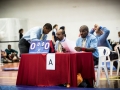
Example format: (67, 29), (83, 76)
(75, 25), (99, 65)
(1, 50), (12, 63)
(5, 44), (19, 62)
(60, 26), (66, 37)
(90, 24), (112, 50)
(55, 29), (86, 87)
(90, 24), (118, 70)
(55, 29), (66, 52)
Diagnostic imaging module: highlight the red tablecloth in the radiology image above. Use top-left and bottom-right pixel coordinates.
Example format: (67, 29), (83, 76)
(16, 52), (95, 87)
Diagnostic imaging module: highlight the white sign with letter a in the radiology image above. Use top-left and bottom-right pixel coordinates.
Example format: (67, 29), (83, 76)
(46, 53), (55, 70)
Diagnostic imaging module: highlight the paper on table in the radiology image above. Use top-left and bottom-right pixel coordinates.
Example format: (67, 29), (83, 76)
(61, 39), (77, 53)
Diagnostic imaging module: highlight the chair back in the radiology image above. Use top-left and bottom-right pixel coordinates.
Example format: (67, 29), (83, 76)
(98, 47), (110, 57)
(97, 47), (110, 66)
(114, 44), (120, 59)
(96, 47), (110, 86)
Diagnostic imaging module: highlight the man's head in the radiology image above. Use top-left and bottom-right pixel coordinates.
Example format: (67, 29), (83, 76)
(8, 44), (11, 50)
(95, 29), (103, 36)
(56, 29), (65, 41)
(53, 24), (58, 30)
(43, 23), (52, 34)
(94, 24), (103, 36)
(60, 26), (65, 31)
(79, 25), (89, 38)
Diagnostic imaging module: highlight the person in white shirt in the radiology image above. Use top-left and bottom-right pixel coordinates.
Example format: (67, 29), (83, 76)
(55, 29), (66, 52)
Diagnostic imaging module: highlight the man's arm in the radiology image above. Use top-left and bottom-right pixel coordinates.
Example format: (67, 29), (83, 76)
(11, 49), (18, 54)
(75, 37), (97, 52)
(99, 27), (110, 43)
(89, 28), (95, 34)
(75, 47), (95, 52)
(5, 49), (9, 54)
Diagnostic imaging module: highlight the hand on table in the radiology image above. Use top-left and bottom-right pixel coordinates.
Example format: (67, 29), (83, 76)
(62, 47), (66, 53)
(74, 47), (81, 52)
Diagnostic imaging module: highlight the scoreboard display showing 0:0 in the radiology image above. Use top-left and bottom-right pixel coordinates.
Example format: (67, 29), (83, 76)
(29, 40), (50, 53)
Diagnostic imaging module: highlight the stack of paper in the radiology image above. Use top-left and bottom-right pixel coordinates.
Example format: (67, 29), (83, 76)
(61, 39), (77, 53)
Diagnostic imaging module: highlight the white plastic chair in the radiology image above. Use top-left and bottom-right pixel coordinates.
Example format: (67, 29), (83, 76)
(106, 44), (120, 76)
(96, 47), (110, 87)
(114, 44), (120, 75)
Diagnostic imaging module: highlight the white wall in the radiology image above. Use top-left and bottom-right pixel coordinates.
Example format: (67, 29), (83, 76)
(0, 18), (27, 54)
(0, 0), (120, 42)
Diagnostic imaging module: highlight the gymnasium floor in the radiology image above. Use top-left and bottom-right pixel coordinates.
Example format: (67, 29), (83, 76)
(0, 62), (120, 90)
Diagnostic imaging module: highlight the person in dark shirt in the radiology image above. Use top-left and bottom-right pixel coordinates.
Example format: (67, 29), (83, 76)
(5, 44), (19, 62)
(19, 29), (24, 40)
(60, 26), (66, 37)
(52, 24), (58, 44)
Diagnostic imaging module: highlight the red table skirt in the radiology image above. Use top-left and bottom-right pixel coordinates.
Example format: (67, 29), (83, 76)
(16, 52), (95, 87)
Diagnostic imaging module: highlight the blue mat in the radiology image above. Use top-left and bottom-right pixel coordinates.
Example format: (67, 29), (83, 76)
(95, 62), (117, 71)
(104, 62), (116, 71)
(0, 85), (119, 90)
(2, 67), (18, 71)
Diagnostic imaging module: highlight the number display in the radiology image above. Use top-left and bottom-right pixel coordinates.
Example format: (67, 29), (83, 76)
(29, 40), (50, 53)
(44, 42), (50, 49)
(30, 43), (36, 50)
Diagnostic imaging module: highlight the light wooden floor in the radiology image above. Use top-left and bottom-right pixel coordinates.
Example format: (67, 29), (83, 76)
(0, 62), (120, 88)
(0, 63), (19, 85)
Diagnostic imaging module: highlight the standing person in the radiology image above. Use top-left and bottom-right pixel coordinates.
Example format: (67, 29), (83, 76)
(18, 23), (52, 54)
(60, 26), (66, 37)
(19, 29), (24, 40)
(52, 24), (58, 45)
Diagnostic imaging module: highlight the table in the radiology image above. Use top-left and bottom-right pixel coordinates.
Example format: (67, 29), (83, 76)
(16, 52), (95, 87)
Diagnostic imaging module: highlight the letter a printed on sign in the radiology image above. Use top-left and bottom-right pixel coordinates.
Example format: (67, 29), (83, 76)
(46, 53), (55, 70)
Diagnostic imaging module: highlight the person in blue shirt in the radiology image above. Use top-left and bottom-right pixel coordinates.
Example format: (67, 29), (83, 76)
(90, 24), (119, 70)
(90, 24), (112, 50)
(75, 25), (99, 65)
(18, 23), (52, 54)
